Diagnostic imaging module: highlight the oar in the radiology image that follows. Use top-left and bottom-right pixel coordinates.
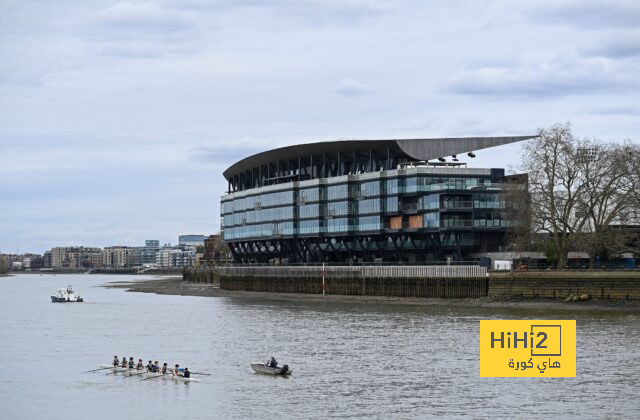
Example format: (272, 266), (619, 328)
(189, 372), (211, 376)
(86, 367), (114, 373)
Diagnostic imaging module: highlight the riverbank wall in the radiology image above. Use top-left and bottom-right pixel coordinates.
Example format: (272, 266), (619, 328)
(489, 271), (640, 300)
(184, 267), (640, 300)
(187, 266), (488, 298)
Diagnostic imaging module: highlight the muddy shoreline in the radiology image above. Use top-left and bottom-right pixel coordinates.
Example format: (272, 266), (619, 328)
(103, 276), (640, 312)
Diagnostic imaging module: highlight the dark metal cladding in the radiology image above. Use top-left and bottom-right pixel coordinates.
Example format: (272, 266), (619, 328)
(395, 136), (538, 162)
(223, 136), (537, 182)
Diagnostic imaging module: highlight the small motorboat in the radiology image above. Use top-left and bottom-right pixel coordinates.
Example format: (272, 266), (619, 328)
(251, 362), (292, 376)
(51, 285), (84, 303)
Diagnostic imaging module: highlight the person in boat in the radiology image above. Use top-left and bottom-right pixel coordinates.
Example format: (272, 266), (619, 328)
(113, 355), (119, 367)
(173, 364), (182, 376)
(136, 359), (144, 370)
(121, 357), (127, 368)
(146, 360), (155, 372)
(161, 363), (168, 374)
(267, 357), (278, 368)
(183, 368), (190, 378)
(154, 361), (160, 372)
(128, 357), (135, 369)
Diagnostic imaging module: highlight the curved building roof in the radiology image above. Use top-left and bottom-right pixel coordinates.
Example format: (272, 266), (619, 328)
(223, 136), (536, 181)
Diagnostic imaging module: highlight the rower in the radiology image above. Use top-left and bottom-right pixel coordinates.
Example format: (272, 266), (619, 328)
(136, 359), (144, 370)
(183, 368), (191, 378)
(128, 357), (135, 369)
(121, 357), (127, 368)
(146, 360), (154, 372)
(173, 364), (182, 376)
(153, 361), (160, 372)
(161, 363), (168, 374)
(113, 355), (119, 367)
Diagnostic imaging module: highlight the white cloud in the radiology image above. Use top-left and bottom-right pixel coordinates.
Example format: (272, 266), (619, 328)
(334, 78), (371, 96)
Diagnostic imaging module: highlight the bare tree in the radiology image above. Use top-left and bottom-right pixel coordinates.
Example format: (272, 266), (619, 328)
(521, 123), (588, 269)
(574, 139), (637, 267)
(522, 124), (639, 268)
(501, 173), (535, 253)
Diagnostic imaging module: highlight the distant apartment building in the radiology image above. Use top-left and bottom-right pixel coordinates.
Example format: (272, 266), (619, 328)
(139, 240), (160, 265)
(178, 235), (206, 247)
(102, 247), (136, 268)
(156, 247), (195, 268)
(51, 247), (102, 268)
(43, 251), (52, 268)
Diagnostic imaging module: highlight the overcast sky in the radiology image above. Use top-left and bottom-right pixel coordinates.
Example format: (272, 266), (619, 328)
(1, 0), (639, 253)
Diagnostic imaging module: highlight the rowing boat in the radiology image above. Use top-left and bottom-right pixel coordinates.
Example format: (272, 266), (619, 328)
(98, 365), (201, 382)
(250, 362), (292, 376)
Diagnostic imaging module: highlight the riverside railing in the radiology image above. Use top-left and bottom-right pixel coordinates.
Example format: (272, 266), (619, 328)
(214, 265), (487, 279)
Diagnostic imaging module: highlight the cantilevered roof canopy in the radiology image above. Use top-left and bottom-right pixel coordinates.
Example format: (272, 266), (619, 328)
(223, 136), (536, 182)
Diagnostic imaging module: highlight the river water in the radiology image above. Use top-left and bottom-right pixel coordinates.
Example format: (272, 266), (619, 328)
(0, 274), (638, 419)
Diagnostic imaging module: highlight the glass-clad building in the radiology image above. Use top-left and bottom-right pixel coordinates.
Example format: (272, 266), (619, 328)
(221, 136), (534, 264)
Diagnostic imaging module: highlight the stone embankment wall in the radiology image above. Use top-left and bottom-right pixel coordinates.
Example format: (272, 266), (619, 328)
(183, 268), (221, 287)
(187, 266), (488, 298)
(489, 271), (640, 300)
(184, 267), (640, 300)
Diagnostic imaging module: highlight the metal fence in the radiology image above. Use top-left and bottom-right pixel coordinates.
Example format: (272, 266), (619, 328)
(215, 265), (486, 279)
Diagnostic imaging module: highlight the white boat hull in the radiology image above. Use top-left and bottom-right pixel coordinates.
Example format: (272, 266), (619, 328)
(98, 365), (200, 382)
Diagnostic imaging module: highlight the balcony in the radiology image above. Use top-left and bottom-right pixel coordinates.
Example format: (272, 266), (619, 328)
(440, 219), (474, 229)
(440, 201), (473, 211)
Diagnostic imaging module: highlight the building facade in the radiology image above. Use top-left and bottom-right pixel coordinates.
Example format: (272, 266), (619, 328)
(156, 247), (195, 268)
(102, 246), (136, 268)
(220, 136), (535, 264)
(178, 235), (206, 247)
(50, 247), (102, 268)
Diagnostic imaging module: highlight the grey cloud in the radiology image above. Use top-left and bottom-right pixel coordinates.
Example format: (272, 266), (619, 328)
(160, 0), (392, 23)
(528, 0), (640, 29)
(580, 31), (640, 58)
(96, 1), (195, 34)
(446, 59), (640, 99)
(584, 106), (639, 116)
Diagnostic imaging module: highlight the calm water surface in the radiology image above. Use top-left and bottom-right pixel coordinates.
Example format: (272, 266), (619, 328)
(0, 274), (639, 419)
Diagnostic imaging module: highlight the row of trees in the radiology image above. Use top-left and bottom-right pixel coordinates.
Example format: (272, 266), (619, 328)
(509, 123), (640, 269)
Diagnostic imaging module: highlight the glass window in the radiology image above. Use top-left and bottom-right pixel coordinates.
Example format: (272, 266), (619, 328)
(358, 198), (380, 214)
(405, 177), (418, 193)
(386, 178), (398, 194)
(385, 197), (398, 213)
(299, 203), (320, 219)
(424, 212), (440, 228)
(299, 220), (321, 234)
(357, 216), (381, 231)
(328, 201), (349, 216)
(327, 184), (348, 200)
(421, 194), (439, 210)
(327, 217), (349, 233)
(360, 181), (380, 197)
(299, 187), (321, 203)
